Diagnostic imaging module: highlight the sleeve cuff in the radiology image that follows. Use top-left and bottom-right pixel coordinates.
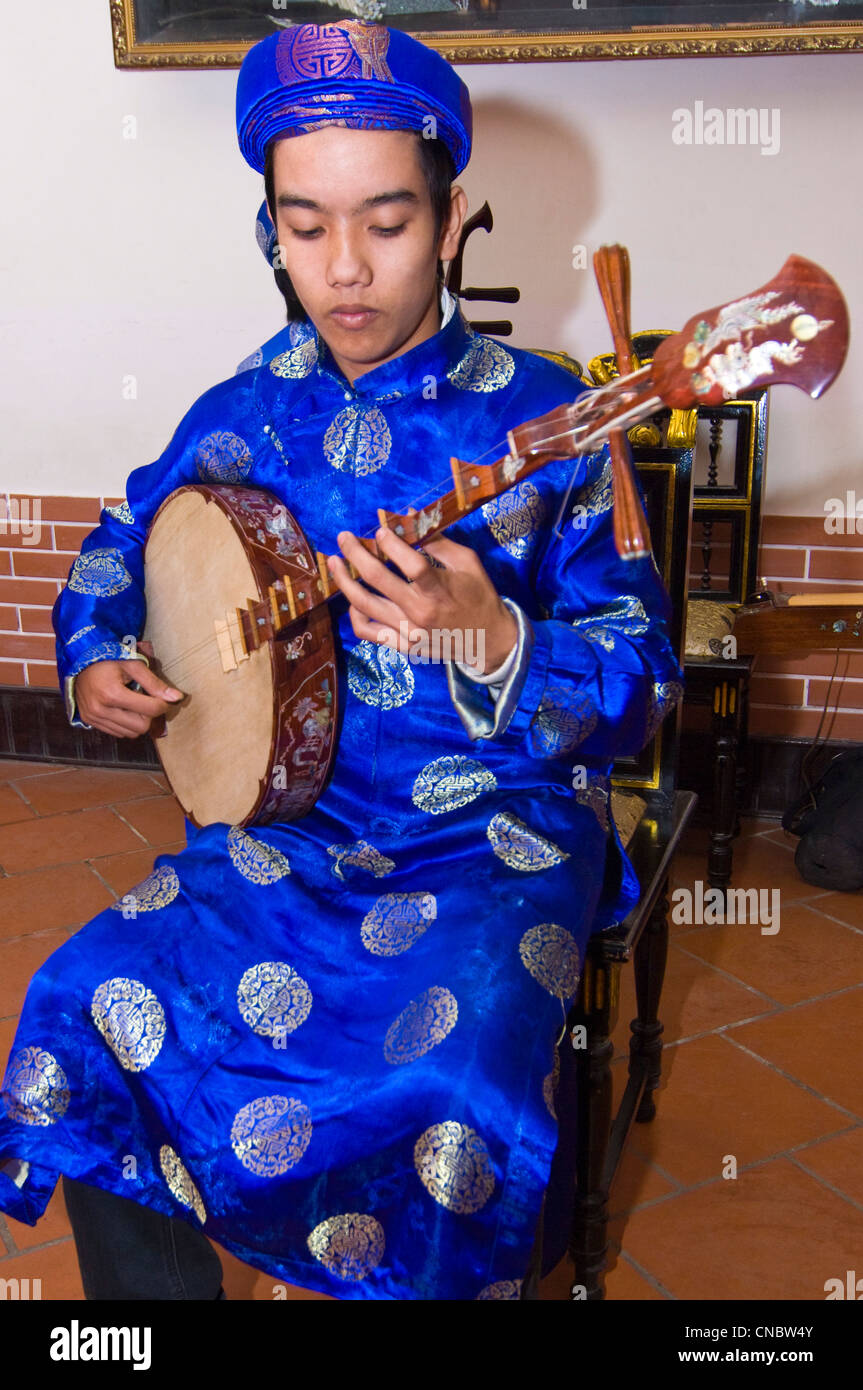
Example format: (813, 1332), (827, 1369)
(446, 598), (535, 741)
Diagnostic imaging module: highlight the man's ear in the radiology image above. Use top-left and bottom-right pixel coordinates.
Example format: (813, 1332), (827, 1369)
(438, 185), (468, 265)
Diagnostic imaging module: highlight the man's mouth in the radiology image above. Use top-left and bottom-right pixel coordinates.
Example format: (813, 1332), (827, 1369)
(330, 306), (379, 330)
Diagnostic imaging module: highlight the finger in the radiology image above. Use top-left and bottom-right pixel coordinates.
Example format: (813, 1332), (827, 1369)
(419, 534), (476, 569)
(120, 660), (183, 701)
(373, 526), (438, 584)
(101, 683), (178, 720)
(338, 528), (426, 594)
(348, 607), (415, 654)
(328, 554), (406, 626)
(87, 710), (152, 739)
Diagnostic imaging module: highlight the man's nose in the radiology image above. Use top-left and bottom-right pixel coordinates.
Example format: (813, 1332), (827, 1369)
(327, 227), (370, 287)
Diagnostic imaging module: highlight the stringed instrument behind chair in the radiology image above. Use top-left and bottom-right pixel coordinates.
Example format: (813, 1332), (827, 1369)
(143, 251), (849, 828)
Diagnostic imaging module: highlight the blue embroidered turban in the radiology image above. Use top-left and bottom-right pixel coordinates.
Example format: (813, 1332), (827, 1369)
(236, 22), (472, 176)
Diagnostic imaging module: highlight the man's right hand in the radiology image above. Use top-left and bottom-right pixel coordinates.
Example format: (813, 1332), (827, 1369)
(74, 660), (185, 739)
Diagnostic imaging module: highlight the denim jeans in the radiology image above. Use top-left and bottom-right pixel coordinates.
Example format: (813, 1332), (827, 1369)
(62, 1176), (224, 1301)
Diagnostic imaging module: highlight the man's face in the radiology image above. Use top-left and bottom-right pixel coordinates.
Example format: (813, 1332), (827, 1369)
(268, 126), (466, 384)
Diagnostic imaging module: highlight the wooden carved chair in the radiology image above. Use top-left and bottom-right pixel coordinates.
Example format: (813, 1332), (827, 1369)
(515, 343), (699, 1301)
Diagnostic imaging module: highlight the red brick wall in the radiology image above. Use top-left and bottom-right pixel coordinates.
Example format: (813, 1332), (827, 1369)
(2, 497), (861, 744)
(0, 495), (122, 688)
(746, 516), (862, 743)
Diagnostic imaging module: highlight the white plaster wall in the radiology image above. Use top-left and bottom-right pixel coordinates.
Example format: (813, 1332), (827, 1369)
(1, 2), (860, 511)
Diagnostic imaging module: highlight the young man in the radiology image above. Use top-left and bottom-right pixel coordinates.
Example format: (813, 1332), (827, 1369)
(0, 22), (681, 1300)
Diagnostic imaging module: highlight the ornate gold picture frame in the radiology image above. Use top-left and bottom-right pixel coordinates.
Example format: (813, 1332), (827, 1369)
(111, 0), (863, 68)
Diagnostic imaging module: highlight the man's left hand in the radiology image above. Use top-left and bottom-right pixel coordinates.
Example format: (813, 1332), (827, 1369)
(328, 528), (517, 675)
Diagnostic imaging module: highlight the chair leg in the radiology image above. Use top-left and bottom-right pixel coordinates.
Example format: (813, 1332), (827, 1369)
(708, 693), (740, 889)
(569, 956), (617, 1300)
(629, 882), (670, 1124)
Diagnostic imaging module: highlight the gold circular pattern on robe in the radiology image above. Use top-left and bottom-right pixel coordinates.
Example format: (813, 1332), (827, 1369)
(104, 499), (134, 525)
(347, 640), (414, 710)
(411, 755), (498, 815)
(227, 827), (291, 885)
(580, 457), (614, 516)
(230, 1095), (313, 1177)
(413, 1121), (495, 1214)
(237, 962), (312, 1038)
(323, 405), (392, 475)
(448, 336), (515, 393)
(307, 1213), (386, 1282)
(3, 1046), (70, 1127)
(384, 986), (458, 1065)
(645, 680), (685, 740)
(159, 1145), (207, 1225)
(193, 430), (253, 483)
(326, 839), (395, 880)
(519, 923), (581, 998)
(109, 864), (180, 913)
(90, 978), (167, 1073)
(269, 337), (318, 379)
(476, 1279), (523, 1300)
(543, 1047), (561, 1119)
(67, 548), (133, 597)
(486, 812), (568, 872)
(361, 891), (437, 957)
(481, 481), (546, 559)
(575, 781), (610, 832)
(529, 685), (598, 756)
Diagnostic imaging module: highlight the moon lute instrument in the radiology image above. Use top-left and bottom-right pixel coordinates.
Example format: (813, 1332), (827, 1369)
(142, 251), (849, 828)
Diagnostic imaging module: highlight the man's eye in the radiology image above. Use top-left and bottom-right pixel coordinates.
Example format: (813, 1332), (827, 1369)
(372, 223), (406, 237)
(290, 228), (322, 240)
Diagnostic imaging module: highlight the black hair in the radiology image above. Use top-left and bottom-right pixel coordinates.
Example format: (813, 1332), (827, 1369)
(263, 131), (456, 323)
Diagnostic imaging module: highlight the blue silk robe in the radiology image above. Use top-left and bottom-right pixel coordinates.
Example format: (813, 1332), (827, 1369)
(0, 294), (682, 1300)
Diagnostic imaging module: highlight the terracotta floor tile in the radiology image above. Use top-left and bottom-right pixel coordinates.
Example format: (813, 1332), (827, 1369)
(763, 826), (800, 850)
(0, 784), (36, 826)
(612, 941), (774, 1056)
(0, 1015), (20, 1070)
(89, 843), (186, 897)
(620, 1158), (862, 1300)
(793, 1126), (863, 1207)
(17, 766), (168, 817)
(604, 1253), (669, 1300)
(620, 1034), (847, 1186)
(0, 807), (143, 873)
(0, 927), (74, 1018)
(608, 1147), (679, 1216)
(0, 760), (66, 782)
(730, 834), (829, 903)
(115, 796), (188, 847)
(0, 1237), (84, 1300)
(814, 892), (863, 931)
(678, 903), (863, 1008)
(3, 1181), (72, 1252)
(737, 817), (783, 839)
(0, 864), (114, 941)
(732, 987), (863, 1118)
(211, 1242), (333, 1301)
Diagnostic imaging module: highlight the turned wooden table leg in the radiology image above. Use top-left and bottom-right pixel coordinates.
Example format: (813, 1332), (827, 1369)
(630, 884), (670, 1124)
(570, 953), (618, 1300)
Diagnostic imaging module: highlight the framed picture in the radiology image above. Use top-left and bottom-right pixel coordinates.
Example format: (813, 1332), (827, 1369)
(110, 0), (863, 68)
